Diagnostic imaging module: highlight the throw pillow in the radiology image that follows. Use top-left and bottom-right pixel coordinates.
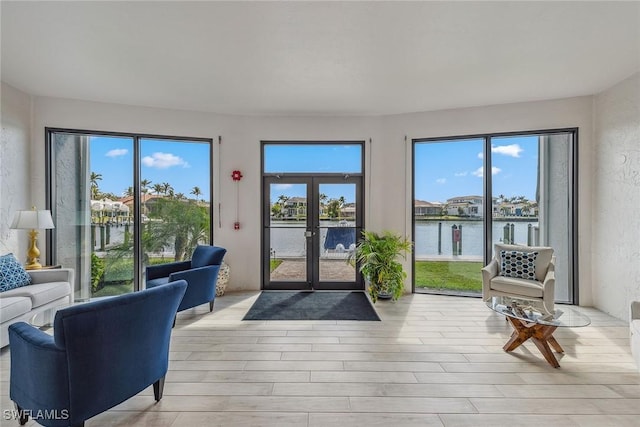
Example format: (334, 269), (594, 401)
(499, 250), (538, 280)
(0, 253), (32, 292)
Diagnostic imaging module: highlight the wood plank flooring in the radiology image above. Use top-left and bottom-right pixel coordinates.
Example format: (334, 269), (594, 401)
(1, 292), (639, 426)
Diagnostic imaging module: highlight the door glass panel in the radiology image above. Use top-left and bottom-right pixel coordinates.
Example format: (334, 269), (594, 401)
(318, 183), (357, 282)
(413, 139), (484, 295)
(140, 139), (211, 276)
(268, 183), (308, 282)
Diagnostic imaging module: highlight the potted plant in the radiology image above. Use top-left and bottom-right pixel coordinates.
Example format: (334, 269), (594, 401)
(351, 230), (412, 302)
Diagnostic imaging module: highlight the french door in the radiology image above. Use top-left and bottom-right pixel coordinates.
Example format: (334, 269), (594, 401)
(263, 176), (363, 290)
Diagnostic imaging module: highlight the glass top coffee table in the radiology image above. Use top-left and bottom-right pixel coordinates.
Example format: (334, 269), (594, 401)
(486, 296), (591, 368)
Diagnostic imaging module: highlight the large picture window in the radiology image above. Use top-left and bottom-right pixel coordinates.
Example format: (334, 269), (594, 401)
(412, 129), (577, 304)
(46, 129), (213, 301)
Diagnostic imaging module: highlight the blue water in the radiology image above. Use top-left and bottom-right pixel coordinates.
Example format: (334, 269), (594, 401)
(267, 219), (539, 259)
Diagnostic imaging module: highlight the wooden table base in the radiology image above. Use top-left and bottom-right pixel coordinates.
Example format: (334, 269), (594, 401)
(504, 316), (564, 368)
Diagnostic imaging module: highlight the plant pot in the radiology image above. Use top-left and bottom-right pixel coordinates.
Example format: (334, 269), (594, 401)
(377, 292), (393, 300)
(215, 261), (230, 296)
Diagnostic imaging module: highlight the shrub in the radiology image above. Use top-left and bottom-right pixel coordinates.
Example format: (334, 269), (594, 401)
(91, 252), (105, 292)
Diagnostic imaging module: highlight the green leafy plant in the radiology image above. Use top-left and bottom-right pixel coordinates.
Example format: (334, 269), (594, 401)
(91, 252), (105, 292)
(350, 230), (412, 303)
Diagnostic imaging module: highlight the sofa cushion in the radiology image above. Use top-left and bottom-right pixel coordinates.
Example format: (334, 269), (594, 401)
(0, 297), (32, 323)
(490, 276), (543, 298)
(191, 245), (226, 268)
(146, 277), (170, 289)
(0, 254), (32, 292)
(1, 281), (70, 308)
(499, 250), (538, 280)
(494, 244), (553, 282)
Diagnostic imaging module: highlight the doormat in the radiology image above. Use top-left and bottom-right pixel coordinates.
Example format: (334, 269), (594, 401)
(243, 291), (380, 321)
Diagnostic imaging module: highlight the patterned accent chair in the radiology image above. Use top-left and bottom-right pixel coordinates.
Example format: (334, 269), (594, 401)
(482, 244), (555, 314)
(146, 245), (226, 313)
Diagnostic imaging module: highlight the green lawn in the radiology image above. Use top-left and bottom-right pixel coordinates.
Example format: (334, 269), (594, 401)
(270, 259), (283, 272)
(415, 260), (482, 293)
(92, 282), (133, 298)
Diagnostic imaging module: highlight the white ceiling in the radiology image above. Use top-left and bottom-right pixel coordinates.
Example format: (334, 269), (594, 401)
(2, 1), (639, 116)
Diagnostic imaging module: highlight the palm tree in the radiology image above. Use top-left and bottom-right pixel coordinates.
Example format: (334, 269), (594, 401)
(124, 186), (134, 197)
(140, 179), (152, 214)
(338, 196), (346, 219)
(191, 186), (202, 203)
(90, 172), (102, 199)
(319, 193), (328, 217)
(153, 183), (164, 195)
(162, 182), (173, 195)
(175, 192), (186, 200)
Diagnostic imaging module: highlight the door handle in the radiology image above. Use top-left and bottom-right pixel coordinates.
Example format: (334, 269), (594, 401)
(304, 231), (314, 238)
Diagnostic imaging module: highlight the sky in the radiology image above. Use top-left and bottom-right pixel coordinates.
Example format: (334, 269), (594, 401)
(90, 137), (211, 202)
(414, 136), (538, 203)
(90, 138), (538, 205)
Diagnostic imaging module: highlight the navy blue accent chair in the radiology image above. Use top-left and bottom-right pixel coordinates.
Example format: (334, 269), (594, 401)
(146, 245), (226, 313)
(8, 280), (187, 427)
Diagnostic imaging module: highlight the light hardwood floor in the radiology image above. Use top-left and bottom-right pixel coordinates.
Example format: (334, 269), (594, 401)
(2, 292), (639, 427)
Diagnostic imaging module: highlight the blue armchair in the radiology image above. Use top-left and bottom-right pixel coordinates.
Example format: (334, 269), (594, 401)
(145, 245), (226, 312)
(8, 280), (187, 427)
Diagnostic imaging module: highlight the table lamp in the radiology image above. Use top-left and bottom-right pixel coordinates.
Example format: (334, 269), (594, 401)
(10, 207), (55, 270)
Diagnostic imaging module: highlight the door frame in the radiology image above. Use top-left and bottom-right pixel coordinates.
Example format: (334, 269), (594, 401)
(261, 141), (366, 291)
(262, 174), (364, 290)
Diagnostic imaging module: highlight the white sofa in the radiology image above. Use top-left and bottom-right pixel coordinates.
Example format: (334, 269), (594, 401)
(0, 268), (73, 348)
(631, 301), (640, 371)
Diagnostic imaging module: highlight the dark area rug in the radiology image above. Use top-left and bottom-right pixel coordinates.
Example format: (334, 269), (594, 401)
(243, 291), (380, 321)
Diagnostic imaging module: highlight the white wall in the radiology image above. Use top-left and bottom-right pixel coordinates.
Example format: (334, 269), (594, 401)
(30, 95), (596, 303)
(0, 83), (32, 259)
(592, 72), (640, 320)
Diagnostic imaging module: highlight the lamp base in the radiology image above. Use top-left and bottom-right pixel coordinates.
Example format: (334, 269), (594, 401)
(25, 229), (43, 270)
(25, 261), (43, 270)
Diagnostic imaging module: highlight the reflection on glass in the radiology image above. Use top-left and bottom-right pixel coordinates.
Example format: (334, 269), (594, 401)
(53, 133), (136, 301)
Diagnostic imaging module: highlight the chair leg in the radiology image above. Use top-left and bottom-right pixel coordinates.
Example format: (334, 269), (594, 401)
(153, 376), (166, 402)
(209, 299), (215, 312)
(14, 403), (28, 426)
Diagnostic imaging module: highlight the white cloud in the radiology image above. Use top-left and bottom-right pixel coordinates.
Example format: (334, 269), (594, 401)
(454, 171), (468, 177)
(436, 178), (446, 184)
(473, 166), (501, 178)
(106, 148), (128, 157)
(492, 144), (523, 158)
(477, 144), (523, 159)
(141, 152), (189, 169)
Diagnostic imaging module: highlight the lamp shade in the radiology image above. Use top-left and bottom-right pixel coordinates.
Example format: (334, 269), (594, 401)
(10, 210), (55, 230)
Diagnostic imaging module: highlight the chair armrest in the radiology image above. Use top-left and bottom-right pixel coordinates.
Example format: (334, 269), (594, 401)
(27, 268), (74, 284)
(481, 259), (499, 301)
(541, 267), (556, 314)
(8, 323), (69, 411)
(146, 261), (191, 280)
(169, 265), (220, 286)
(631, 301), (640, 320)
